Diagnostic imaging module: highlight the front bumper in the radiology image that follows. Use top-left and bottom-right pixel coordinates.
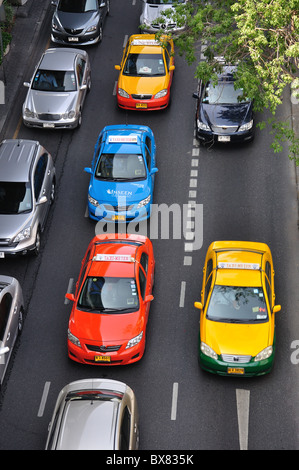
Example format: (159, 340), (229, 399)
(198, 350), (274, 377)
(23, 115), (79, 130)
(116, 90), (170, 111)
(87, 201), (151, 223)
(68, 337), (146, 366)
(51, 31), (100, 46)
(195, 127), (254, 144)
(0, 234), (38, 257)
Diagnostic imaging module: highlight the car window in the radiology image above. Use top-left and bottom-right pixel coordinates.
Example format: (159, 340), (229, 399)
(119, 406), (131, 450)
(0, 293), (12, 342)
(34, 153), (48, 201)
(140, 252), (148, 274)
(138, 266), (147, 300)
(76, 58), (86, 87)
(0, 181), (32, 214)
(204, 259), (213, 304)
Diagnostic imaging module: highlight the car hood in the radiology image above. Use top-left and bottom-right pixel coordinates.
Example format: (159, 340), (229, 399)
(0, 212), (32, 239)
(24, 90), (77, 115)
(141, 4), (175, 24)
(70, 308), (144, 343)
(201, 102), (252, 128)
(202, 319), (271, 357)
(55, 10), (98, 30)
(119, 75), (169, 96)
(89, 178), (150, 205)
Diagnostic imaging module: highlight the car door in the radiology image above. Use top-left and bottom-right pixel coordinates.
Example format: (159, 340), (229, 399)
(75, 55), (89, 111)
(0, 291), (14, 384)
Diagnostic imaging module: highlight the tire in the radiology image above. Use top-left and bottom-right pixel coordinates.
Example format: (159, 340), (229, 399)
(18, 308), (24, 335)
(32, 229), (41, 256)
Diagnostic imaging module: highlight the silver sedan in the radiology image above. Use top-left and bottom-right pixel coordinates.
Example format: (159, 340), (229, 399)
(45, 378), (139, 450)
(0, 276), (24, 386)
(22, 48), (91, 129)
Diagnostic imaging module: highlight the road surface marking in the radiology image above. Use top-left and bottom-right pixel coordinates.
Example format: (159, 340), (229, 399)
(38, 381), (51, 417)
(236, 389), (250, 450)
(171, 382), (179, 420)
(179, 281), (186, 307)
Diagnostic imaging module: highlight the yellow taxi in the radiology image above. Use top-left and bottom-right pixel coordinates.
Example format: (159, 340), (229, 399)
(115, 34), (175, 111)
(194, 241), (281, 376)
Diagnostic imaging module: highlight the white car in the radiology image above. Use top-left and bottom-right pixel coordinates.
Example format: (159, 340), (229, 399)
(140, 0), (188, 34)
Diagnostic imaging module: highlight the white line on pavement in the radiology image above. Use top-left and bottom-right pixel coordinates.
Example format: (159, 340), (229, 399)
(171, 382), (179, 420)
(236, 388), (250, 450)
(38, 382), (51, 418)
(179, 281), (186, 307)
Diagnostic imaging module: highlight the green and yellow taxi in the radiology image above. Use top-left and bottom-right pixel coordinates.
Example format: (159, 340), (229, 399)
(194, 241), (281, 377)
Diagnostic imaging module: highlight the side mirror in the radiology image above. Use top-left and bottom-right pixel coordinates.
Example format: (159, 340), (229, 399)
(144, 294), (154, 303)
(23, 82), (30, 88)
(169, 65), (175, 71)
(37, 195), (47, 205)
(0, 346), (9, 355)
(150, 167), (158, 175)
(65, 293), (75, 302)
(194, 301), (203, 310)
(115, 65), (121, 71)
(272, 305), (281, 314)
(193, 92), (199, 99)
(80, 84), (87, 90)
(84, 167), (92, 174)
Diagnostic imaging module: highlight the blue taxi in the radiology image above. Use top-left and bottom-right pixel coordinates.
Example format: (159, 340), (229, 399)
(84, 125), (158, 222)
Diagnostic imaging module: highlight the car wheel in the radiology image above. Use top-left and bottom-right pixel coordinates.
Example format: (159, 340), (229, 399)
(87, 74), (91, 93)
(50, 180), (56, 205)
(106, 0), (110, 14)
(99, 25), (103, 42)
(18, 308), (24, 335)
(32, 229), (41, 256)
(77, 111), (82, 128)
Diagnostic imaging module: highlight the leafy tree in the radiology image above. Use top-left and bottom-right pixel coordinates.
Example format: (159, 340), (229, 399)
(157, 0), (299, 162)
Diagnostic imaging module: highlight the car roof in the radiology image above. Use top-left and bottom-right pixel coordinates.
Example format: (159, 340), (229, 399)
(102, 126), (144, 154)
(40, 48), (83, 71)
(128, 34), (170, 54)
(57, 398), (120, 450)
(88, 240), (138, 278)
(0, 139), (38, 182)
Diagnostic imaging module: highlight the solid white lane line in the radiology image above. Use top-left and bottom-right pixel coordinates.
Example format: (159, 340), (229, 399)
(171, 382), (179, 420)
(179, 281), (186, 307)
(65, 278), (74, 304)
(38, 381), (51, 417)
(236, 389), (250, 450)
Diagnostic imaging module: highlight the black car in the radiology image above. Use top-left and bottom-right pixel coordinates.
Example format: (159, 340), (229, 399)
(193, 65), (254, 144)
(51, 0), (110, 46)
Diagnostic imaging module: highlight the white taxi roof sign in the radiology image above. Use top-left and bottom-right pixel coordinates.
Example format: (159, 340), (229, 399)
(131, 39), (159, 46)
(218, 262), (260, 270)
(94, 254), (135, 263)
(108, 135), (138, 144)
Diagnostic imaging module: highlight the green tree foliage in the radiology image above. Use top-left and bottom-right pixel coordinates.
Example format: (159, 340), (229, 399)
(159, 0), (299, 162)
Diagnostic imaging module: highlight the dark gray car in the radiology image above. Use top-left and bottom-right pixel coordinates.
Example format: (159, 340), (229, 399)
(45, 378), (139, 450)
(0, 139), (56, 257)
(0, 276), (24, 386)
(51, 0), (110, 46)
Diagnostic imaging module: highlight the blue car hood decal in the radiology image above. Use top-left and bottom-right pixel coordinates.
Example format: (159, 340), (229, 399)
(90, 178), (150, 205)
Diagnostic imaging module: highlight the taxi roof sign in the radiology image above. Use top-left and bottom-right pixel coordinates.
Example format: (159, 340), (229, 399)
(131, 39), (159, 46)
(218, 262), (260, 270)
(94, 254), (135, 263)
(108, 135), (138, 144)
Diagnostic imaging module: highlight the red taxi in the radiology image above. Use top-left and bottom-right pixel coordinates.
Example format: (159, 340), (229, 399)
(65, 233), (155, 365)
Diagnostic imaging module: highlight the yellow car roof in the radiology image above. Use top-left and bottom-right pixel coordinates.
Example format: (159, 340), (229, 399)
(211, 241), (270, 288)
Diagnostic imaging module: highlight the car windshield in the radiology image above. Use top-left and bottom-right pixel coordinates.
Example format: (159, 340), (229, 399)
(0, 181), (32, 214)
(32, 69), (77, 92)
(123, 53), (165, 77)
(203, 83), (249, 105)
(58, 0), (97, 13)
(95, 153), (147, 181)
(78, 276), (139, 312)
(206, 286), (268, 323)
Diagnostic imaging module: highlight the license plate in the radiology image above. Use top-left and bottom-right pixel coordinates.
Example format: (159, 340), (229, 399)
(136, 103), (147, 109)
(112, 215), (125, 221)
(227, 367), (244, 374)
(95, 355), (111, 363)
(218, 135), (230, 142)
(68, 37), (79, 42)
(43, 123), (55, 128)
(0, 252), (4, 258)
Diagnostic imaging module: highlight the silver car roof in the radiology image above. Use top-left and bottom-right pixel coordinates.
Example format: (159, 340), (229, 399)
(0, 139), (39, 182)
(40, 48), (86, 71)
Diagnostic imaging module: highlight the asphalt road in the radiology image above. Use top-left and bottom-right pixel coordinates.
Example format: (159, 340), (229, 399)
(0, 0), (298, 451)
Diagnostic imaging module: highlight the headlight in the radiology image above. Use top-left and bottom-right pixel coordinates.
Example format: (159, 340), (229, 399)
(52, 22), (59, 31)
(154, 89), (168, 99)
(239, 119), (253, 131)
(137, 195), (151, 208)
(62, 111), (76, 120)
(68, 329), (81, 348)
(13, 227), (31, 243)
(197, 120), (210, 131)
(125, 331), (143, 349)
(88, 194), (100, 207)
(200, 342), (218, 361)
(254, 346), (273, 362)
(86, 24), (97, 32)
(118, 88), (129, 98)
(24, 108), (35, 118)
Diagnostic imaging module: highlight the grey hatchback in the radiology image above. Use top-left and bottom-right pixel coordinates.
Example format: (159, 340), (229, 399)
(0, 276), (24, 385)
(0, 139), (56, 257)
(45, 378), (139, 450)
(51, 0), (110, 46)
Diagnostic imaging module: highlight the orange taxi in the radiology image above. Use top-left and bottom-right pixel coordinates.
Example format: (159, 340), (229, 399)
(115, 34), (175, 110)
(65, 233), (155, 365)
